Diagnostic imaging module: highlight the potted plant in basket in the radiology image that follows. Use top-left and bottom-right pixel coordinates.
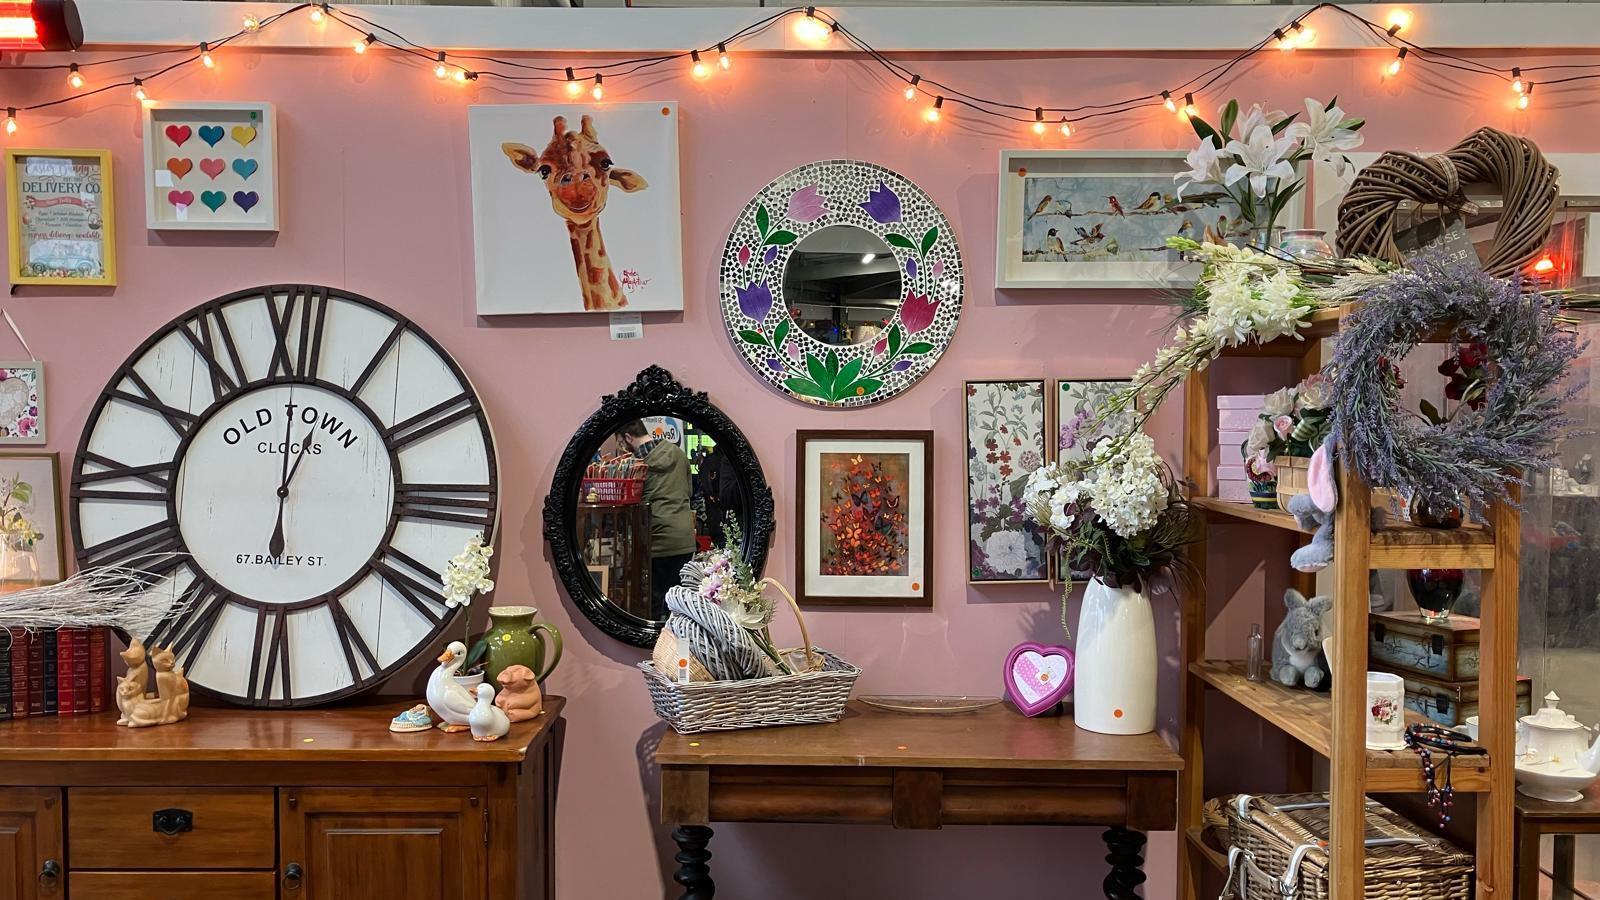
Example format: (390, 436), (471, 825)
(1022, 432), (1195, 737)
(1243, 374), (1333, 511)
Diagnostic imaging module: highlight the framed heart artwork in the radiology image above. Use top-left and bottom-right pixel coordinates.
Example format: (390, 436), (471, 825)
(1003, 642), (1074, 717)
(141, 101), (279, 231)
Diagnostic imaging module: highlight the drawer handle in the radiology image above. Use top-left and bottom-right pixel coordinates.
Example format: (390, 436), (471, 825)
(38, 858), (60, 887)
(284, 862), (304, 892)
(152, 807), (194, 835)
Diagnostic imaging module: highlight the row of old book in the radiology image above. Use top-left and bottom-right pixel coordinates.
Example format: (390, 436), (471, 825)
(0, 628), (109, 719)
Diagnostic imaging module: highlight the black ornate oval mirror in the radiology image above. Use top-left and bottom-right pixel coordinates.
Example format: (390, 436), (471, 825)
(542, 366), (775, 647)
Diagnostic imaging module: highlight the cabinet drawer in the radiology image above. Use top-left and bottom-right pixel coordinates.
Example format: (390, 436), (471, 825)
(71, 870), (276, 900)
(67, 787), (276, 870)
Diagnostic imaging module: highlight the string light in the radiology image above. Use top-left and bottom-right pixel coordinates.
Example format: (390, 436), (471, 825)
(1275, 28), (1294, 52)
(1181, 93), (1197, 119)
(434, 51), (449, 79)
(309, 3), (326, 24)
(67, 63), (83, 89)
(591, 73), (604, 100)
(132, 78), (148, 103)
(1518, 82), (1533, 109)
(4, 109), (15, 136)
(690, 50), (709, 80)
(793, 7), (829, 45)
(903, 74), (920, 102)
(353, 33), (374, 54)
(718, 42), (730, 70)
(1059, 118), (1072, 138)
(200, 42), (214, 68)
(1294, 23), (1316, 48)
(1512, 67), (1524, 93)
(241, 14), (259, 31)
(1386, 9), (1412, 36)
(1384, 47), (1407, 78)
(1032, 108), (1045, 135)
(1161, 90), (1176, 113)
(453, 69), (475, 83)
(564, 67), (581, 98)
(923, 96), (943, 123)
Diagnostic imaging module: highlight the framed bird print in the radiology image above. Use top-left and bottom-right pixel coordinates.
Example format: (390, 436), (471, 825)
(70, 285), (499, 708)
(997, 150), (1295, 290)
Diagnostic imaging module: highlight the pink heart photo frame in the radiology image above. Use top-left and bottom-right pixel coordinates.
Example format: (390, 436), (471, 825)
(1003, 642), (1074, 717)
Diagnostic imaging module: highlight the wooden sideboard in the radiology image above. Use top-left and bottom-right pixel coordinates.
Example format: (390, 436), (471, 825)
(0, 699), (564, 900)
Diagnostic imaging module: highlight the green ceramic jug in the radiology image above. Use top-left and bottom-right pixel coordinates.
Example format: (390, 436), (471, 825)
(482, 606), (563, 685)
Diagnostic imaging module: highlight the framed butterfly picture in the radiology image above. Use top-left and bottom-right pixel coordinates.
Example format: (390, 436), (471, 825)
(796, 430), (932, 607)
(141, 101), (279, 231)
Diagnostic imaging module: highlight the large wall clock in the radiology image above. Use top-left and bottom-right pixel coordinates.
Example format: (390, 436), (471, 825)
(70, 285), (498, 708)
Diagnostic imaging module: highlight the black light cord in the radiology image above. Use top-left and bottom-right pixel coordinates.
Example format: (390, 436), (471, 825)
(2, 2), (1596, 127)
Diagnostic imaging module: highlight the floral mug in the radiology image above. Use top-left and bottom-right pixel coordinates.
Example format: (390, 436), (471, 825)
(1366, 672), (1406, 750)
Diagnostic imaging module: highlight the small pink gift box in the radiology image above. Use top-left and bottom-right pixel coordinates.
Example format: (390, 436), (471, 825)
(1216, 479), (1252, 503)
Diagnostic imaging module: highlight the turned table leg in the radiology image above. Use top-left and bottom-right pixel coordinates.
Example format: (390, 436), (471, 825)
(1102, 826), (1148, 899)
(672, 825), (715, 899)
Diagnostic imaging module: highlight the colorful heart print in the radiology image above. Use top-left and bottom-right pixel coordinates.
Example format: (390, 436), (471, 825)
(1002, 642), (1074, 717)
(199, 158), (226, 180)
(165, 157), (193, 179)
(164, 124), (192, 146)
(167, 190), (195, 209)
(197, 124), (225, 147)
(231, 158), (258, 180)
(233, 191), (259, 213)
(231, 125), (257, 148)
(200, 190), (226, 212)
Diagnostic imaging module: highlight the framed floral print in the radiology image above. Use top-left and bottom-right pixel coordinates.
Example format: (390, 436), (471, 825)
(965, 380), (1047, 584)
(5, 148), (117, 287)
(0, 361), (44, 445)
(0, 451), (64, 585)
(796, 430), (932, 606)
(1055, 379), (1134, 464)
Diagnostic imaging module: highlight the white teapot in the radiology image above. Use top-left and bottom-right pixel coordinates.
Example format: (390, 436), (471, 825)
(1515, 692), (1600, 802)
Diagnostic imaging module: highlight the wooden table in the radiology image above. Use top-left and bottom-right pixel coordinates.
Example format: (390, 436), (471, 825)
(1516, 787), (1600, 900)
(0, 698), (565, 900)
(655, 701), (1182, 899)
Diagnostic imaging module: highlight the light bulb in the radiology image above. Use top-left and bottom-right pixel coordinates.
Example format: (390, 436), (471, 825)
(690, 50), (709, 80)
(903, 75), (920, 102)
(354, 34), (374, 54)
(4, 110), (15, 136)
(242, 14), (260, 31)
(309, 4), (325, 23)
(1161, 90), (1176, 113)
(793, 7), (830, 45)
(1059, 119), (1072, 138)
(434, 52), (449, 80)
(453, 69), (469, 83)
(132, 79), (148, 102)
(717, 43), (730, 70)
(1181, 93), (1197, 119)
(1383, 48), (1407, 78)
(1275, 28), (1294, 52)
(67, 64), (83, 89)
(1032, 108), (1045, 135)
(923, 96), (943, 123)
(591, 74), (604, 100)
(1295, 25), (1316, 48)
(564, 67), (581, 97)
(1512, 68), (1524, 93)
(1518, 83), (1532, 109)
(1386, 9), (1412, 35)
(201, 42), (214, 68)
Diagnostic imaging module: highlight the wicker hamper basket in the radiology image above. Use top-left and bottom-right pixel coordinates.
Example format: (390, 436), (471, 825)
(1214, 793), (1474, 900)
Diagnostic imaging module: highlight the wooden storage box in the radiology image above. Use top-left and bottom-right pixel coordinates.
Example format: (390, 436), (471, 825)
(1369, 610), (1480, 682)
(1387, 668), (1533, 727)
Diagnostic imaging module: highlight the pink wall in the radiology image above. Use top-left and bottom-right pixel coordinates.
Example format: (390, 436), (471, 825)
(6, 42), (1599, 898)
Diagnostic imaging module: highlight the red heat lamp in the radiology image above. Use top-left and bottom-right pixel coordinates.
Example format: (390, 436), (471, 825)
(1532, 255), (1558, 276)
(0, 0), (83, 52)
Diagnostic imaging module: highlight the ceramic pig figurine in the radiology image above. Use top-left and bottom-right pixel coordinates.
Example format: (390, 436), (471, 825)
(494, 664), (544, 723)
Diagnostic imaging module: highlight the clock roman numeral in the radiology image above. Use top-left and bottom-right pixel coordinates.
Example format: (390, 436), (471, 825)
(78, 519), (185, 575)
(328, 598), (380, 686)
(385, 392), (479, 451)
(371, 550), (450, 626)
(109, 370), (198, 437)
(149, 578), (230, 671)
(73, 452), (174, 502)
(395, 483), (495, 529)
(267, 287), (331, 381)
(350, 321), (405, 397)
(177, 305), (249, 401)
(248, 606), (293, 704)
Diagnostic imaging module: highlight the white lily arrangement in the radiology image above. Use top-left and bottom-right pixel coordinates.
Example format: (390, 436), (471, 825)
(1176, 97), (1365, 236)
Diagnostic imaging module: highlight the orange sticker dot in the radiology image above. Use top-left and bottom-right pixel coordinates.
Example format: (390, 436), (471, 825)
(661, 106), (671, 116)
(1017, 167), (1028, 177)
(1038, 673), (1050, 683)
(1113, 709), (1124, 719)
(911, 582), (921, 591)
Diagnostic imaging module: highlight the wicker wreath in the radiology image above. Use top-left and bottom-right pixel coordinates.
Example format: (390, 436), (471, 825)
(1336, 127), (1559, 278)
(1330, 259), (1580, 513)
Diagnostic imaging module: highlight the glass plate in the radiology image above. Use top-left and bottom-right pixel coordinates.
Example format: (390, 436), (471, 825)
(858, 695), (1002, 714)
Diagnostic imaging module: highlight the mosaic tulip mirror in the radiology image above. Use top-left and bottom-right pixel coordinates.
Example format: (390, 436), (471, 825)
(719, 160), (963, 407)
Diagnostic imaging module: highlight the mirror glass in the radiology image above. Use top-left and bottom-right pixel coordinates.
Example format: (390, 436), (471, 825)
(574, 416), (749, 623)
(781, 225), (904, 346)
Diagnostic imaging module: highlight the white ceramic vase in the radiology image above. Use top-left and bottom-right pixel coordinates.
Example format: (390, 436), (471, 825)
(1075, 577), (1157, 735)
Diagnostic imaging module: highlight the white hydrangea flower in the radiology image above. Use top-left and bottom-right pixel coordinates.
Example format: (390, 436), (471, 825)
(1085, 432), (1170, 539)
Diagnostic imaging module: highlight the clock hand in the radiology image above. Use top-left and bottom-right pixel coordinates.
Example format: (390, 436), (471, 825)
(268, 431), (317, 559)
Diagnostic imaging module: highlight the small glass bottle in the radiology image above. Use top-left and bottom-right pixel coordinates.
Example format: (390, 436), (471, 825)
(1246, 624), (1265, 682)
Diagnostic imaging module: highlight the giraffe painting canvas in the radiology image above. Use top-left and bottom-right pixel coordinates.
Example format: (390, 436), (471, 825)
(469, 102), (684, 315)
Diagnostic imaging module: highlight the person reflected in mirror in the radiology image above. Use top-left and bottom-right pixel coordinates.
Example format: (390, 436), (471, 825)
(615, 419), (696, 618)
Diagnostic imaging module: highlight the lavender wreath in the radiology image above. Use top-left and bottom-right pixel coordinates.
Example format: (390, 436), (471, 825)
(1330, 257), (1582, 514)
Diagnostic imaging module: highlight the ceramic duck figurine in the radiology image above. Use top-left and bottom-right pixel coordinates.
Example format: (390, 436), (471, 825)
(469, 683), (510, 742)
(426, 641), (477, 733)
(494, 664), (544, 723)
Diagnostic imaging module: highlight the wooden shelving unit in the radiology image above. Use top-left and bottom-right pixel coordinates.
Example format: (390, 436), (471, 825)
(1178, 304), (1520, 900)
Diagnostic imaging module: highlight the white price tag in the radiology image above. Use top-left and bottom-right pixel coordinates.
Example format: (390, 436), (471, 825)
(610, 312), (643, 341)
(154, 170), (174, 188)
